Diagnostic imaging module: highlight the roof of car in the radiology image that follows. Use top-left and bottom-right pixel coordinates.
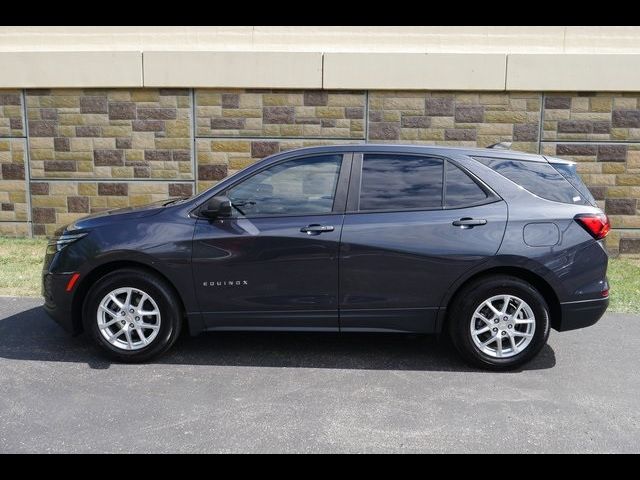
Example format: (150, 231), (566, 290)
(274, 143), (548, 162)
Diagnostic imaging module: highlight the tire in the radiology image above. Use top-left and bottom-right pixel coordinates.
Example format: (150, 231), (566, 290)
(448, 275), (550, 371)
(82, 268), (183, 362)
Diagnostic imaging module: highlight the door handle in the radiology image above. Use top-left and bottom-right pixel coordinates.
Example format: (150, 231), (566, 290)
(300, 224), (335, 234)
(452, 218), (487, 228)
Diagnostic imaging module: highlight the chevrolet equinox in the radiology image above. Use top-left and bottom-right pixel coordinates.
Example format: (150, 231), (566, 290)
(42, 145), (610, 370)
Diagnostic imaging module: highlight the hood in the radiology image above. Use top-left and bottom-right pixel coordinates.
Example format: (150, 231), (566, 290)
(62, 198), (182, 233)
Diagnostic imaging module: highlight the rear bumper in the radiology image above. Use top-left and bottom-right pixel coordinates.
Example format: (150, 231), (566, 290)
(42, 272), (78, 334)
(556, 297), (609, 332)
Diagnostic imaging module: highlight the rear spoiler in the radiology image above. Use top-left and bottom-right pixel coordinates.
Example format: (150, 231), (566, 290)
(486, 142), (512, 150)
(543, 155), (576, 166)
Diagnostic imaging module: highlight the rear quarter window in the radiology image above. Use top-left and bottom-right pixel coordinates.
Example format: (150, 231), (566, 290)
(445, 161), (490, 208)
(473, 156), (590, 205)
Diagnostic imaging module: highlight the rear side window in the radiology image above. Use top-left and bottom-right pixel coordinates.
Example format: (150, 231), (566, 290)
(445, 162), (489, 208)
(473, 156), (590, 205)
(359, 154), (443, 211)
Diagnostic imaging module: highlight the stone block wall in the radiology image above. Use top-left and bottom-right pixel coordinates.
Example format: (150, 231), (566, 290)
(193, 89), (367, 190)
(0, 138), (28, 236)
(26, 89), (192, 180)
(1, 88), (639, 255)
(195, 89), (365, 139)
(0, 91), (24, 137)
(30, 181), (194, 236)
(0, 89), (29, 237)
(367, 91), (541, 154)
(540, 93), (640, 254)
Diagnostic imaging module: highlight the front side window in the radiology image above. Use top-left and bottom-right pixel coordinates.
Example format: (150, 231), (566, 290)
(226, 154), (342, 217)
(359, 154), (443, 211)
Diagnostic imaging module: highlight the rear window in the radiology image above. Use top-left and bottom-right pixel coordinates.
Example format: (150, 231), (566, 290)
(473, 156), (590, 206)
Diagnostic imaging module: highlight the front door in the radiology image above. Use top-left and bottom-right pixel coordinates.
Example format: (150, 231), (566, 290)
(339, 153), (508, 333)
(192, 153), (349, 331)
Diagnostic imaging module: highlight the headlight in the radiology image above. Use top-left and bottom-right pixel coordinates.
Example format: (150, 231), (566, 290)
(47, 232), (88, 252)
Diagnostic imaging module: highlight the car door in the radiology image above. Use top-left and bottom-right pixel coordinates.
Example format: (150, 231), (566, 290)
(339, 153), (508, 333)
(192, 153), (350, 331)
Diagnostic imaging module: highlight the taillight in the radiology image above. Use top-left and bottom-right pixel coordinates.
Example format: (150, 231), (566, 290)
(575, 213), (611, 240)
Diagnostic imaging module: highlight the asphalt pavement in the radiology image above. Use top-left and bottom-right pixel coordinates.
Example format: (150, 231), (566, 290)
(0, 296), (638, 453)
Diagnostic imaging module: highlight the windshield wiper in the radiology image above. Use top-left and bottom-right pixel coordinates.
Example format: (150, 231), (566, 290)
(232, 200), (256, 216)
(163, 197), (189, 206)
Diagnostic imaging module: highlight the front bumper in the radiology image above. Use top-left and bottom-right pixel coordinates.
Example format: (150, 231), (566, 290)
(42, 272), (78, 334)
(556, 297), (609, 332)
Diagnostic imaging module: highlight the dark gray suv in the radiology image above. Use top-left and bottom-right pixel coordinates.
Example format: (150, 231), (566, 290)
(42, 144), (610, 370)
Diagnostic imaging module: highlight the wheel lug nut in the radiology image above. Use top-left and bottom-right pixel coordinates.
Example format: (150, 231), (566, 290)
(502, 331), (507, 336)
(121, 311), (126, 316)
(508, 324), (513, 329)
(493, 327), (498, 332)
(121, 320), (126, 325)
(494, 319), (499, 324)
(129, 309), (134, 313)
(135, 316), (140, 321)
(129, 323), (134, 328)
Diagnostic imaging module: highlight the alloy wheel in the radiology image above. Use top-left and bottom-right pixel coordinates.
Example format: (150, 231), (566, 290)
(97, 287), (161, 351)
(469, 294), (536, 358)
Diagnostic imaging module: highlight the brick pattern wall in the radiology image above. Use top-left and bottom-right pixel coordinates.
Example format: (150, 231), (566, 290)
(0, 90), (24, 137)
(0, 138), (28, 233)
(26, 89), (192, 179)
(367, 92), (540, 153)
(0, 90), (28, 236)
(194, 89), (366, 191)
(540, 92), (640, 255)
(1, 88), (639, 255)
(196, 90), (365, 139)
(30, 181), (194, 236)
(542, 93), (640, 142)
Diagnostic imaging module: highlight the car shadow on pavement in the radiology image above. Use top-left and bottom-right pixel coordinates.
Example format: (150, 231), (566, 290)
(0, 306), (556, 372)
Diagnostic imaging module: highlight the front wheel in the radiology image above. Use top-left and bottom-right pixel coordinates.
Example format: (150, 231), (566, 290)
(83, 268), (183, 362)
(448, 275), (550, 371)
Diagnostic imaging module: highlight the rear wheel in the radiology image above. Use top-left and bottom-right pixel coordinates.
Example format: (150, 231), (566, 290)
(83, 268), (182, 362)
(448, 275), (550, 371)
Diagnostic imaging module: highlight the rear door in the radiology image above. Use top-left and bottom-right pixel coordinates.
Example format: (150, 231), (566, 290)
(339, 153), (508, 333)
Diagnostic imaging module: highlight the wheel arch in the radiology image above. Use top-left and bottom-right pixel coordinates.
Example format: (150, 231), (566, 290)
(437, 265), (562, 332)
(71, 260), (188, 335)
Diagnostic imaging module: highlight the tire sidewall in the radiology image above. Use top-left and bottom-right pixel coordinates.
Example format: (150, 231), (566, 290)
(451, 277), (550, 370)
(83, 269), (181, 362)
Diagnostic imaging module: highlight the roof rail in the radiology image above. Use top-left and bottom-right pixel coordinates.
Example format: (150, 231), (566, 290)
(486, 141), (512, 150)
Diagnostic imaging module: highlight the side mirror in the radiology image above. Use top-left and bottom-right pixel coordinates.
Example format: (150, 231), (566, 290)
(201, 195), (233, 219)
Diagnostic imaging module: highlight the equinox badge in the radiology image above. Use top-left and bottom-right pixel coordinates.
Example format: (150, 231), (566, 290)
(203, 280), (249, 287)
